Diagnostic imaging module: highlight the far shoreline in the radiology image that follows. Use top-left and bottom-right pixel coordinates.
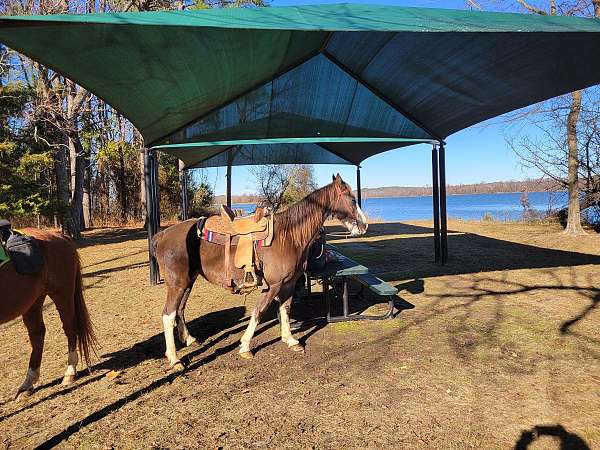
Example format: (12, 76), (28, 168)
(224, 190), (565, 204)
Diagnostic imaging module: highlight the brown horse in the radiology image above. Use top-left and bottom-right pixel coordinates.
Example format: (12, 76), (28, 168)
(153, 174), (367, 368)
(0, 229), (96, 399)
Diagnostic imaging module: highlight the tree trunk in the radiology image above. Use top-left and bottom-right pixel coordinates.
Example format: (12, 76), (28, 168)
(68, 133), (85, 240)
(118, 145), (128, 222)
(563, 90), (586, 235)
(83, 158), (92, 228)
(55, 144), (76, 237)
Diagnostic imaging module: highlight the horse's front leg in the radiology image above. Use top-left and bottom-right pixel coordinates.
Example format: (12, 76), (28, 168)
(279, 295), (303, 353)
(239, 284), (282, 360)
(16, 297), (45, 399)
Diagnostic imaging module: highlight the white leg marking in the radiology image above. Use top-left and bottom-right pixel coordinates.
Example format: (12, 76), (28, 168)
(163, 311), (179, 366)
(240, 313), (258, 354)
(19, 367), (40, 392)
(177, 318), (197, 347)
(279, 304), (299, 347)
(64, 350), (78, 377)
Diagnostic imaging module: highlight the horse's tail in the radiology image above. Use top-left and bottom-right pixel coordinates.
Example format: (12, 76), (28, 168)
(73, 253), (98, 367)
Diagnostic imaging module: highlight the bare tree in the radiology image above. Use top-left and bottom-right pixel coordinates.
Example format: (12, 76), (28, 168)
(470, 0), (600, 233)
(252, 164), (317, 211)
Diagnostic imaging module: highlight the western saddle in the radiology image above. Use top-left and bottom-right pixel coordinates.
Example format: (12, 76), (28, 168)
(198, 205), (274, 293)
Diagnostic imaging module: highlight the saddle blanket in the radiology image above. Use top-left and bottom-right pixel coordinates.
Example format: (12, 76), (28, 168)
(200, 227), (270, 248)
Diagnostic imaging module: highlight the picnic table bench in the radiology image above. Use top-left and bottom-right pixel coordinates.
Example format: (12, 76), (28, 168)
(291, 244), (398, 328)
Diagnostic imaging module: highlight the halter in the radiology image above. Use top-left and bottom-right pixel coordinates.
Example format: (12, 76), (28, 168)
(332, 184), (358, 226)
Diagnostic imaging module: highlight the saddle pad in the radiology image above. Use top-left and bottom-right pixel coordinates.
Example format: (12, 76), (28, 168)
(6, 234), (44, 275)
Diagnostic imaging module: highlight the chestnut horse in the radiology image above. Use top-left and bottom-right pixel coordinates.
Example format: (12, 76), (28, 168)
(0, 229), (96, 399)
(153, 174), (367, 368)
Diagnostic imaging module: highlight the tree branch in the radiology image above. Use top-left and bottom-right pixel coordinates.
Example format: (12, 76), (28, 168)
(516, 0), (547, 15)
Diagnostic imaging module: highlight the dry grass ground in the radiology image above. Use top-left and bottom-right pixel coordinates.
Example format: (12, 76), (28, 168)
(0, 220), (599, 449)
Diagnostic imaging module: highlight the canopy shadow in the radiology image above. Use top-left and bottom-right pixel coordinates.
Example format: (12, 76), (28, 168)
(328, 222), (600, 280)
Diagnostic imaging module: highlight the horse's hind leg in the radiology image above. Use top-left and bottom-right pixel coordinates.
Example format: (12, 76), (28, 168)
(163, 285), (190, 371)
(52, 291), (80, 385)
(176, 285), (197, 347)
(16, 296), (45, 399)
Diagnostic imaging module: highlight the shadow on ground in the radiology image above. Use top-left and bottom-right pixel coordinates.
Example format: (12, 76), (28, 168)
(329, 222), (600, 280)
(514, 424), (591, 450)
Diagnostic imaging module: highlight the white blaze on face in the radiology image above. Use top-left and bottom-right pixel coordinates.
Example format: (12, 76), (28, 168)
(356, 204), (368, 231)
(341, 204), (367, 236)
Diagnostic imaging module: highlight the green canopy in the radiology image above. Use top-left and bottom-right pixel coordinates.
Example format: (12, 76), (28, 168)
(1, 3), (600, 168)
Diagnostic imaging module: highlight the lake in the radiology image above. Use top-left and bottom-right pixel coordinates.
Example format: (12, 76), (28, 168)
(232, 191), (568, 222)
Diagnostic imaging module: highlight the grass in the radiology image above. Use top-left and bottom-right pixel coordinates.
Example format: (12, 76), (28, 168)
(0, 219), (599, 449)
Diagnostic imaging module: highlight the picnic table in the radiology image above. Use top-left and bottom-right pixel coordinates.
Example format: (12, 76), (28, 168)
(291, 244), (397, 328)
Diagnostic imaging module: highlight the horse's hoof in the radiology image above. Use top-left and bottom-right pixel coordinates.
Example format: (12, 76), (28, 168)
(239, 351), (254, 360)
(289, 343), (305, 353)
(14, 388), (33, 401)
(62, 374), (77, 386)
(171, 361), (185, 372)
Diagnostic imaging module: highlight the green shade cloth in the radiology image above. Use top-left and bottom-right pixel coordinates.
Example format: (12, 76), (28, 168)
(1, 3), (600, 168)
(154, 137), (434, 167)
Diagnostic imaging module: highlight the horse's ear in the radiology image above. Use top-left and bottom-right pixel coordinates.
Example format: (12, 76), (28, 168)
(332, 174), (336, 183)
(334, 173), (342, 185)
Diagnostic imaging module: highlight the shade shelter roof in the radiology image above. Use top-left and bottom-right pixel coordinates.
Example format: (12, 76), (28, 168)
(1, 4), (600, 168)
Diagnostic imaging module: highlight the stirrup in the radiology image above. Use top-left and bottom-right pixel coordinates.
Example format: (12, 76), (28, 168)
(243, 266), (258, 288)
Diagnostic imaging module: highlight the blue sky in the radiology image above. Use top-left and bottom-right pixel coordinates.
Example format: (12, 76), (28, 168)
(201, 0), (544, 195)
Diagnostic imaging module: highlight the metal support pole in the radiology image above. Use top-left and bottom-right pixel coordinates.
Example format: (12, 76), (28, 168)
(179, 164), (190, 220)
(324, 277), (331, 322)
(342, 277), (349, 318)
(179, 160), (189, 221)
(432, 145), (441, 264)
(226, 151), (232, 208)
(356, 165), (362, 207)
(145, 148), (160, 285)
(151, 150), (160, 237)
(439, 143), (448, 265)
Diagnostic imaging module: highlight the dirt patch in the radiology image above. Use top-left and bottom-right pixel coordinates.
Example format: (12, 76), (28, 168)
(1, 220), (598, 449)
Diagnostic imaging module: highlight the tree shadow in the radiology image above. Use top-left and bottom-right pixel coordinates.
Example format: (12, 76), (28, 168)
(514, 424), (591, 450)
(0, 306), (249, 419)
(83, 261), (147, 279)
(98, 306), (247, 371)
(79, 227), (149, 247)
(20, 309), (286, 448)
(407, 271), (600, 363)
(560, 291), (599, 334)
(82, 249), (146, 270)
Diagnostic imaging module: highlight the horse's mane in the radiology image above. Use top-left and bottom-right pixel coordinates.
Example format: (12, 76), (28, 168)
(275, 183), (333, 248)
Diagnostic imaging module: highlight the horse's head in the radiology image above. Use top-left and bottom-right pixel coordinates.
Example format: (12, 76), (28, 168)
(329, 174), (368, 236)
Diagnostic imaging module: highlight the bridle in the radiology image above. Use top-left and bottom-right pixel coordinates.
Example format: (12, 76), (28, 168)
(332, 183), (359, 226)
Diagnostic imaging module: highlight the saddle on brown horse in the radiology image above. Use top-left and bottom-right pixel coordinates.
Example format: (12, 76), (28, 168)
(197, 206), (274, 293)
(0, 219), (44, 274)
